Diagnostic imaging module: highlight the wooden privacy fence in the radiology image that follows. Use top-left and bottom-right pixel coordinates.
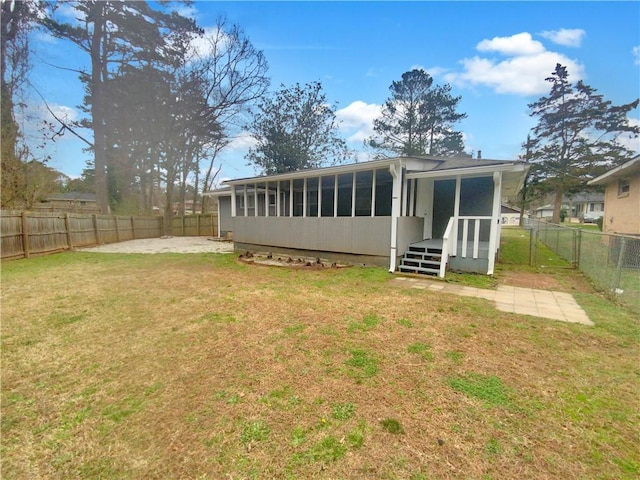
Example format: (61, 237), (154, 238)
(171, 213), (218, 237)
(1, 211), (220, 260)
(1, 211), (163, 260)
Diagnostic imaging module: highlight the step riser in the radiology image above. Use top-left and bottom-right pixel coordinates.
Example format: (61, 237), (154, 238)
(401, 259), (440, 268)
(398, 266), (440, 275)
(400, 244), (444, 276)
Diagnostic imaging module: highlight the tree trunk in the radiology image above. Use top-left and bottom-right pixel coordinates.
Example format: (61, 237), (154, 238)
(90, 5), (109, 213)
(164, 179), (174, 236)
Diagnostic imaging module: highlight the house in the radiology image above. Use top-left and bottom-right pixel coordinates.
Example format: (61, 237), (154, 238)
(588, 155), (640, 235)
(534, 192), (605, 223)
(501, 205), (522, 226)
(33, 192), (100, 214)
(206, 156), (527, 277)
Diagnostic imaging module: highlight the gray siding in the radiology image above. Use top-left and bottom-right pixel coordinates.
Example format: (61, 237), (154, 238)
(233, 216), (392, 256)
(397, 217), (424, 255)
(219, 197), (233, 235)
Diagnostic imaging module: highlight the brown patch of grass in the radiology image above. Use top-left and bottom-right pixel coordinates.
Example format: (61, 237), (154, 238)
(1, 252), (638, 479)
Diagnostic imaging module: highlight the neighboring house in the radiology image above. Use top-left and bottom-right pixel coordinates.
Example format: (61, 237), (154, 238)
(588, 155), (640, 235)
(501, 205), (522, 226)
(566, 192), (605, 222)
(534, 192), (605, 222)
(33, 192), (100, 214)
(206, 156), (527, 277)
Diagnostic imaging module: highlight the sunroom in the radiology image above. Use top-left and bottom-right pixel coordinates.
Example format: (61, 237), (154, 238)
(209, 156), (527, 277)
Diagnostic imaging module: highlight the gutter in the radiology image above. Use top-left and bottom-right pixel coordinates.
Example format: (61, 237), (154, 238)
(388, 159), (403, 273)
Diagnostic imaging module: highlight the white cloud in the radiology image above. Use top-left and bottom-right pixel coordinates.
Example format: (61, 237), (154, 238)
(55, 3), (85, 25)
(443, 32), (585, 96)
(633, 46), (640, 65)
(539, 28), (586, 48)
(336, 101), (381, 143)
(226, 131), (258, 152)
(477, 32), (545, 56)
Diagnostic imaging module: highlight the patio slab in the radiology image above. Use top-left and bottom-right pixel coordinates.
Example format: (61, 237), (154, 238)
(390, 276), (594, 326)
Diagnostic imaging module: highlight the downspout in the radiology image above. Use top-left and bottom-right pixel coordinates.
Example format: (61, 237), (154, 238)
(388, 161), (403, 273)
(487, 171), (502, 275)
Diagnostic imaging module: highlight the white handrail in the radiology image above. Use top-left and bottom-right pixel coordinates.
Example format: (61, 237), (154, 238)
(439, 217), (456, 278)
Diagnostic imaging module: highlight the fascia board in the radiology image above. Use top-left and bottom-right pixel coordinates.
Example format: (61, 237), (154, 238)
(405, 162), (525, 180)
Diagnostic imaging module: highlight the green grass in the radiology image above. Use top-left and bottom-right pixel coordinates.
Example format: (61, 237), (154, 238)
(1, 250), (638, 479)
(407, 342), (434, 362)
(380, 418), (404, 434)
(240, 420), (271, 444)
(447, 373), (512, 408)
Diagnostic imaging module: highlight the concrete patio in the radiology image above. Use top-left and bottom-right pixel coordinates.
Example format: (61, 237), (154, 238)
(391, 276), (593, 326)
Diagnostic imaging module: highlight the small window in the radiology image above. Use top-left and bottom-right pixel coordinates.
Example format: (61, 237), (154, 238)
(618, 178), (630, 196)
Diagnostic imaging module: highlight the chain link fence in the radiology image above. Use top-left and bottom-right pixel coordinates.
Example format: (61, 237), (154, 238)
(527, 218), (640, 313)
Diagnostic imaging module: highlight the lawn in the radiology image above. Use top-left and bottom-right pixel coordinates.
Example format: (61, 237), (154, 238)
(1, 251), (639, 479)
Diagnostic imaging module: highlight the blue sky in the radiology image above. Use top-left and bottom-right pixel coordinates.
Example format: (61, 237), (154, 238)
(25, 1), (640, 184)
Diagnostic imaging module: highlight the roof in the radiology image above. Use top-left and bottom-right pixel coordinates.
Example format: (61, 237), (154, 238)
(220, 155), (525, 187)
(588, 155), (640, 186)
(563, 192), (604, 203)
(44, 192), (97, 201)
(501, 205), (520, 214)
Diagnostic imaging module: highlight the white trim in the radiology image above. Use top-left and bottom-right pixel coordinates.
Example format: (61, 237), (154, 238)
(318, 176), (322, 218)
(289, 179), (293, 217)
(351, 172), (356, 217)
(588, 156), (640, 185)
(406, 162), (525, 180)
(371, 169), (377, 217)
(388, 161), (403, 272)
(333, 175), (338, 217)
(452, 176), (461, 256)
(224, 158), (400, 186)
(230, 185), (236, 217)
(487, 171), (502, 275)
(303, 177), (307, 218)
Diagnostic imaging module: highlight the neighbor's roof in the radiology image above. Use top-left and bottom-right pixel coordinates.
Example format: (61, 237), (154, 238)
(45, 192), (97, 201)
(220, 155), (524, 187)
(588, 155), (640, 186)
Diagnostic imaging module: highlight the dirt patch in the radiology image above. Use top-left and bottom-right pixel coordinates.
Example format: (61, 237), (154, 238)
(77, 236), (234, 254)
(237, 251), (350, 269)
(497, 269), (594, 293)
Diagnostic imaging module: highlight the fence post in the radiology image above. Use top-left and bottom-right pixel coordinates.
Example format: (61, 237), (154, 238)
(21, 211), (30, 258)
(131, 216), (136, 239)
(65, 213), (74, 250)
(574, 229), (581, 269)
(92, 214), (101, 245)
(197, 214), (201, 236)
(211, 213), (215, 237)
(182, 215), (185, 236)
(612, 237), (627, 294)
(528, 227), (533, 266)
(114, 215), (120, 243)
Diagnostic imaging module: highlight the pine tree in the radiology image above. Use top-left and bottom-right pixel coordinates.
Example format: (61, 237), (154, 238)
(367, 69), (467, 157)
(527, 64), (639, 223)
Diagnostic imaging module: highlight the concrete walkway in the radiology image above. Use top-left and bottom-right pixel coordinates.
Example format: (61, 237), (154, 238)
(390, 276), (593, 326)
